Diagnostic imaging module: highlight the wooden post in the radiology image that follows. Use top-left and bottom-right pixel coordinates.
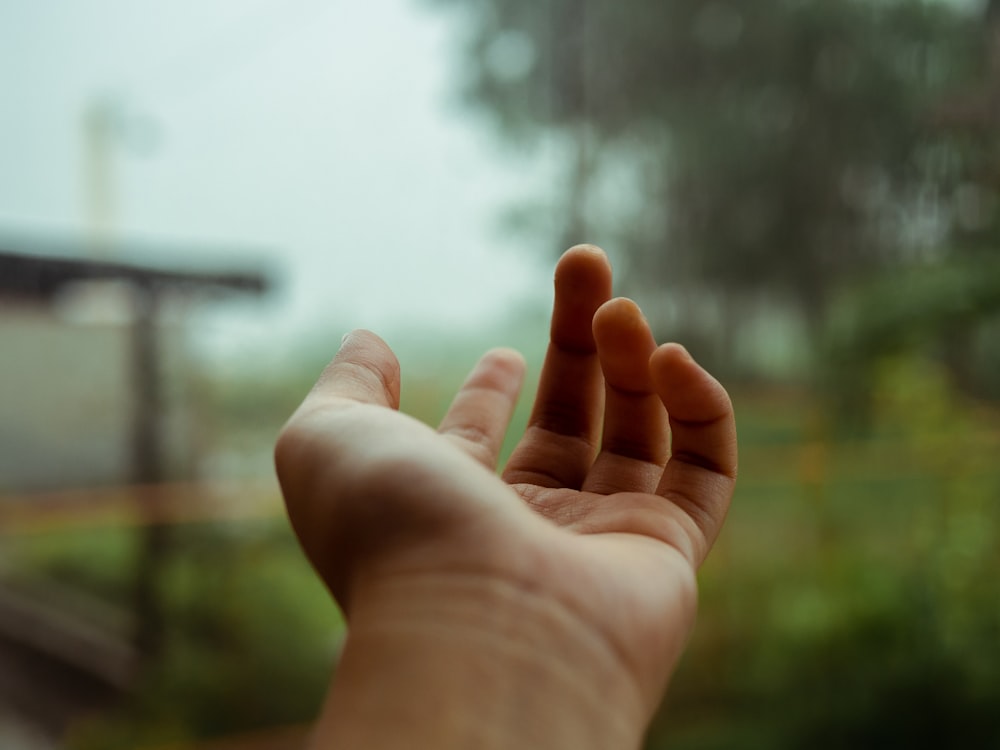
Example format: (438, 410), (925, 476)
(130, 284), (169, 660)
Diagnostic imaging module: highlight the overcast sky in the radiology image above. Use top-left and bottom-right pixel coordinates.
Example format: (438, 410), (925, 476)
(0, 1), (559, 365)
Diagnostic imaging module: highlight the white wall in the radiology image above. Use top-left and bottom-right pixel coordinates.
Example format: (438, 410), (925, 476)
(0, 300), (194, 493)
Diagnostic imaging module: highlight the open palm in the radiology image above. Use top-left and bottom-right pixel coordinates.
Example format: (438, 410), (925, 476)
(275, 245), (737, 733)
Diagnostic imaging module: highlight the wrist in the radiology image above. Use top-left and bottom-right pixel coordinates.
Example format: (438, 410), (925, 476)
(313, 568), (649, 750)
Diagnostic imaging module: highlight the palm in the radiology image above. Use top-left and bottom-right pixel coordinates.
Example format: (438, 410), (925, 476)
(500, 482), (730, 702)
(276, 245), (736, 717)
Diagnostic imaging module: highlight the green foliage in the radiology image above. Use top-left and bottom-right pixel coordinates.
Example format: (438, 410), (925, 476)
(830, 257), (1000, 357)
(648, 357), (1000, 748)
(824, 256), (1000, 421)
(428, 0), (1000, 396)
(37, 522), (340, 750)
(9, 526), (138, 600)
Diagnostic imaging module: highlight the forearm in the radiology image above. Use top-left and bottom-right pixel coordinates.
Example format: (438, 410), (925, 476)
(309, 574), (650, 750)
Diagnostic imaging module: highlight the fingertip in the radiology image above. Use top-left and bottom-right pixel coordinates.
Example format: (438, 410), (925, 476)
(649, 342), (693, 368)
(314, 328), (402, 409)
(649, 343), (733, 421)
(559, 243), (610, 266)
(475, 347), (527, 393)
(593, 297), (647, 335)
(483, 346), (527, 369)
(592, 298), (659, 390)
(338, 328), (389, 351)
(551, 246), (614, 353)
(554, 244), (613, 289)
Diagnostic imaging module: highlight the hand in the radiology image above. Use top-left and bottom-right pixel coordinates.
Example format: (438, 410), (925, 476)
(275, 245), (737, 749)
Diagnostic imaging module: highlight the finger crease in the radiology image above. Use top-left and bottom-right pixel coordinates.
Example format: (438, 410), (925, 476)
(661, 489), (716, 547)
(670, 449), (737, 480)
(669, 413), (731, 429)
(606, 384), (654, 399)
(529, 410), (600, 444)
(443, 423), (494, 447)
(550, 340), (598, 358)
(600, 439), (667, 466)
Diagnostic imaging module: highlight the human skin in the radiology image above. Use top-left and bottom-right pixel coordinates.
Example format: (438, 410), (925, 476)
(274, 245), (738, 749)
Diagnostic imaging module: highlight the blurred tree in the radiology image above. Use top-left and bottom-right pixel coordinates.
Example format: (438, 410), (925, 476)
(429, 0), (999, 379)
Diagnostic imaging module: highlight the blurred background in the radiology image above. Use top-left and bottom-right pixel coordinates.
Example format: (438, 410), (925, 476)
(1, 0), (998, 747)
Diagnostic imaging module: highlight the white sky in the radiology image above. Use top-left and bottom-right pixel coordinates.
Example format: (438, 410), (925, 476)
(0, 1), (559, 365)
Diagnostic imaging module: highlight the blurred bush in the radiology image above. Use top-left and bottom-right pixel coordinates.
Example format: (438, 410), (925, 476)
(10, 521), (339, 750)
(650, 353), (1000, 749)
